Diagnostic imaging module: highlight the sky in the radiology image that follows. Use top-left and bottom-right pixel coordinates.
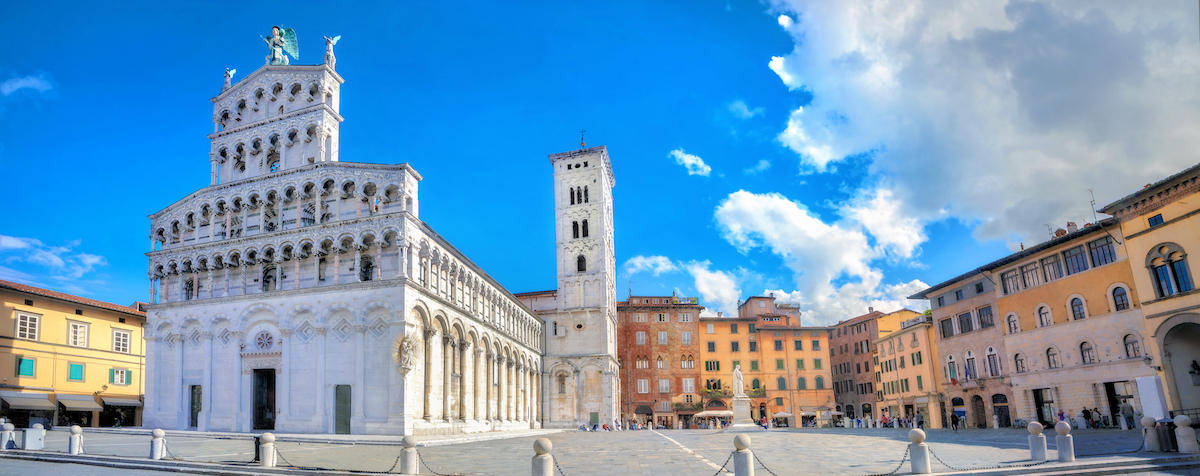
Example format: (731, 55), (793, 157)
(1, 1), (1198, 325)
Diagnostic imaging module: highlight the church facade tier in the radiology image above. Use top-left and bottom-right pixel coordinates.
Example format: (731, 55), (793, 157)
(143, 37), (544, 436)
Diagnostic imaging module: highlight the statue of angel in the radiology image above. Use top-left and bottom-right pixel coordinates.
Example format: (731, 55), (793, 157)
(223, 68), (237, 91)
(264, 25), (299, 65)
(323, 35), (341, 69)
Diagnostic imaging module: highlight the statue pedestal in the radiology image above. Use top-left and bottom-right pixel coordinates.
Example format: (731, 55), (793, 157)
(727, 395), (765, 433)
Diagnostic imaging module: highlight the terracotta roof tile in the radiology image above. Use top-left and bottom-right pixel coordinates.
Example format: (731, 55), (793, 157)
(0, 280), (146, 317)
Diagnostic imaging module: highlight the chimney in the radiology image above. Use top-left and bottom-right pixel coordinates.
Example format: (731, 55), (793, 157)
(1055, 228), (1067, 237)
(718, 312), (724, 317)
(868, 306), (874, 313)
(1066, 221), (1078, 233)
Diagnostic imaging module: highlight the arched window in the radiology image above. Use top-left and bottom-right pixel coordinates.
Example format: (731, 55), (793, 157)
(797, 377), (807, 389)
(1124, 334), (1142, 358)
(1046, 347), (1061, 369)
(584, 186), (589, 203)
(1070, 297), (1086, 320)
(985, 347), (1001, 377)
(1014, 353), (1027, 373)
(359, 255), (374, 282)
(557, 374), (566, 394)
(569, 188), (575, 205)
(576, 187), (583, 203)
(1006, 314), (1020, 334)
(946, 355), (958, 380)
(1112, 286), (1130, 311)
(751, 378), (761, 389)
(576, 255), (586, 272)
(572, 221), (579, 239)
(1037, 306), (1052, 327)
(1148, 243), (1194, 298)
(776, 377), (786, 390)
(1080, 341), (1096, 364)
(581, 220), (589, 237)
(964, 350), (978, 380)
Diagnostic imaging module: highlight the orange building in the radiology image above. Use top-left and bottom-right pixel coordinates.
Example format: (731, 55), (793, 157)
(699, 295), (835, 427)
(874, 311), (943, 428)
(616, 294), (702, 428)
(830, 308), (907, 422)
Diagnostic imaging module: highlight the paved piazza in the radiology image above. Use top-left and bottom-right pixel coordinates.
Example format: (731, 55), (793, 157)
(32, 427), (1158, 475)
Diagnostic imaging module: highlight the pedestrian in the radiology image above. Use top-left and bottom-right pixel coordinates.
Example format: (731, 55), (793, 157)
(916, 413), (925, 429)
(1091, 407), (1102, 428)
(1120, 401), (1136, 429)
(950, 413), (959, 431)
(1081, 408), (1092, 429)
(1058, 409), (1066, 423)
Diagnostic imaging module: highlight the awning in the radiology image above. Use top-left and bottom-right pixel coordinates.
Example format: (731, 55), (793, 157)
(695, 410), (734, 418)
(102, 397), (143, 407)
(1, 393), (55, 411)
(773, 411), (794, 418)
(634, 405), (653, 415)
(56, 394), (103, 411)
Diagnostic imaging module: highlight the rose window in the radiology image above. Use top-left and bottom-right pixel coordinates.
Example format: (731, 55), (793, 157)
(255, 331), (274, 350)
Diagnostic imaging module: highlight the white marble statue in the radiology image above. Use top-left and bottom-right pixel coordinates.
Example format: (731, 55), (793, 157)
(733, 364), (746, 397)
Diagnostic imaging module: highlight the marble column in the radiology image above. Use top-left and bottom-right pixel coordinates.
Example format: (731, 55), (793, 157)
(458, 340), (470, 421)
(474, 348), (484, 421)
(374, 243), (383, 280)
(442, 336), (454, 421)
(199, 331), (214, 431)
(353, 324), (366, 428)
(317, 328), (328, 430)
(497, 356), (506, 421)
(354, 247), (363, 282)
(485, 353), (493, 421)
(423, 328), (436, 421)
(507, 360), (515, 420)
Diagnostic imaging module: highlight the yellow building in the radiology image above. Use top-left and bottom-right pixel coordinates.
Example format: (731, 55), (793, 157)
(1, 280), (146, 427)
(874, 310), (942, 428)
(1100, 163), (1200, 416)
(699, 295), (835, 427)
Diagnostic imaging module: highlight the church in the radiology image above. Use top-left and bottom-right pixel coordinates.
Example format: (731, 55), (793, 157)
(142, 30), (618, 435)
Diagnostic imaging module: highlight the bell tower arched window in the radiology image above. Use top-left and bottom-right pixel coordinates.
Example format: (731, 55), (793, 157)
(572, 221), (579, 239)
(584, 186), (589, 203)
(582, 220), (589, 237)
(569, 188), (576, 205)
(576, 255), (586, 272)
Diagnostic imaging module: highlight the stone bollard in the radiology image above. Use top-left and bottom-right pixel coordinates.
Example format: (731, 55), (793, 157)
(400, 436), (420, 475)
(908, 429), (931, 474)
(1119, 413), (1128, 430)
(1, 423), (14, 451)
(732, 434), (755, 476)
(23, 423), (45, 450)
(531, 438), (554, 476)
(993, 414), (1000, 429)
(1028, 422), (1047, 462)
(150, 429), (165, 460)
(258, 432), (277, 467)
(1055, 421), (1075, 462)
(1175, 415), (1199, 454)
(67, 425), (83, 455)
(1142, 416), (1161, 452)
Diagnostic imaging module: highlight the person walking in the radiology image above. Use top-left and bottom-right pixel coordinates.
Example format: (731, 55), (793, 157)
(1081, 408), (1092, 429)
(950, 413), (959, 431)
(1120, 401), (1136, 429)
(916, 413), (925, 429)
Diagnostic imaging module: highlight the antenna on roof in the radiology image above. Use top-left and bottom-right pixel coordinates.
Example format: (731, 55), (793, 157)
(1045, 224), (1053, 239)
(580, 129), (587, 149)
(1088, 189), (1100, 224)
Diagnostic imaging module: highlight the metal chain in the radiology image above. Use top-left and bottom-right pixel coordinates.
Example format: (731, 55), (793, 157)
(752, 451), (779, 476)
(383, 455), (404, 474)
(416, 447), (463, 476)
(1077, 432), (1146, 457)
(711, 451), (735, 476)
(274, 446), (298, 468)
(162, 439), (181, 460)
(554, 454), (568, 476)
(927, 446), (1052, 472)
(864, 445), (908, 476)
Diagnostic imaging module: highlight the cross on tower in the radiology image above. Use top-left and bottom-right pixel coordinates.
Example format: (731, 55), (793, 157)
(580, 129), (587, 148)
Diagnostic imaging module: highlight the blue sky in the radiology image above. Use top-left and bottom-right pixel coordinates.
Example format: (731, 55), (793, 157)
(2, 1), (1198, 324)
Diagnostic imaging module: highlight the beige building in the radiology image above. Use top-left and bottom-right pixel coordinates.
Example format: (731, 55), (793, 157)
(1100, 163), (1200, 418)
(874, 310), (941, 428)
(910, 269), (1014, 429)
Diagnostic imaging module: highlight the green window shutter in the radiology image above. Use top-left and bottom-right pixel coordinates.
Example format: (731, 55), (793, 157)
(109, 368), (115, 383)
(69, 363), (83, 380)
(17, 358), (34, 377)
(127, 369), (134, 385)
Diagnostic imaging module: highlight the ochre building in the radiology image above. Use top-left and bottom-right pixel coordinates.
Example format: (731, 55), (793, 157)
(874, 311), (942, 428)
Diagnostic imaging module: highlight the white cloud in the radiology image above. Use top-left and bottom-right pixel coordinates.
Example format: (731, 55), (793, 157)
(1, 75), (52, 96)
(669, 148), (713, 176)
(744, 159), (772, 175)
(767, 0), (1200, 241)
(685, 261), (741, 316)
(841, 187), (926, 259)
(777, 14), (793, 28)
(0, 234), (108, 282)
(622, 255), (678, 276)
(727, 99), (764, 119)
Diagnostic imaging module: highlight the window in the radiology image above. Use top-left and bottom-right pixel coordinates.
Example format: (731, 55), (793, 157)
(955, 289), (964, 300)
(706, 341), (716, 352)
(775, 359), (784, 370)
(798, 377), (807, 389)
(110, 368), (131, 385)
(1014, 353), (1027, 373)
(656, 357), (665, 369)
(964, 353), (977, 380)
(1001, 270), (1021, 294)
(1006, 314), (1020, 334)
(633, 313), (647, 322)
(748, 340), (758, 352)
(1070, 297), (1086, 320)
(635, 358), (648, 369)
(1149, 243), (1194, 298)
(656, 313), (668, 323)
(946, 356), (957, 380)
(1124, 334), (1142, 358)
(705, 360), (720, 371)
(916, 375), (923, 390)
(1046, 348), (1061, 369)
(977, 306), (994, 328)
(975, 282), (985, 294)
(751, 378), (760, 389)
(679, 313), (693, 322)
(1037, 306), (1052, 327)
(68, 321), (89, 347)
(811, 340), (820, 350)
(1111, 287), (1130, 312)
(775, 397), (783, 405)
(1088, 236), (1116, 267)
(1020, 263), (1042, 288)
(1080, 341), (1097, 364)
(939, 318), (955, 338)
(731, 341), (740, 352)
(793, 340), (802, 350)
(795, 359), (804, 369)
(814, 358), (822, 369)
(68, 362), (84, 381)
(1063, 246), (1089, 275)
(581, 220), (589, 237)
(657, 331), (668, 345)
(681, 331), (692, 345)
(912, 351), (922, 365)
(557, 375), (567, 394)
(815, 377), (825, 389)
(15, 313), (39, 340)
(1041, 255), (1064, 282)
(706, 323), (714, 334)
(773, 340), (783, 351)
(986, 349), (1000, 377)
(777, 377), (787, 390)
(682, 356), (695, 369)
(705, 379), (722, 390)
(658, 379), (670, 393)
(682, 378), (695, 393)
(957, 312), (974, 333)
(576, 255), (586, 272)
(16, 357), (35, 377)
(637, 379), (649, 394)
(749, 360), (759, 371)
(112, 329), (131, 353)
(730, 323), (738, 334)
(1148, 214), (1164, 227)
(635, 331), (646, 345)
(572, 221), (579, 238)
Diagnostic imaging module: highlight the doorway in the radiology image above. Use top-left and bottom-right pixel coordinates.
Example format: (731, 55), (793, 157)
(1104, 381), (1135, 426)
(971, 395), (987, 428)
(335, 385), (351, 434)
(189, 385), (202, 428)
(1033, 388), (1054, 426)
(253, 369), (276, 430)
(992, 394), (1011, 427)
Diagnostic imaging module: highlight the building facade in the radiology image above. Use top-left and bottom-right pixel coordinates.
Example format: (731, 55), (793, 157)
(143, 46), (544, 435)
(912, 271), (1014, 429)
(830, 309), (904, 422)
(1, 280), (146, 428)
(1100, 163), (1200, 418)
(874, 313), (943, 428)
(615, 295), (702, 428)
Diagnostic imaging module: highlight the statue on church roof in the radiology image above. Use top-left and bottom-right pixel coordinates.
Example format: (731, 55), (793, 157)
(323, 35), (341, 69)
(222, 68), (236, 91)
(263, 25), (299, 65)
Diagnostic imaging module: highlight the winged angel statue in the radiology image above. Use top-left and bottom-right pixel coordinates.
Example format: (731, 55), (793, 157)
(264, 25), (299, 65)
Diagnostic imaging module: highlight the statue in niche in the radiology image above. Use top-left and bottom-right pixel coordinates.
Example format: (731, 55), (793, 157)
(264, 26), (299, 65)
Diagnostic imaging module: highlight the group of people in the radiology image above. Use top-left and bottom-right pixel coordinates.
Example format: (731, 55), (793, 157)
(1057, 404), (1123, 429)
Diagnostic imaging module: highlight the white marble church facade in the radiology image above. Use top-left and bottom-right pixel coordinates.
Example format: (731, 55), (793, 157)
(142, 46), (545, 435)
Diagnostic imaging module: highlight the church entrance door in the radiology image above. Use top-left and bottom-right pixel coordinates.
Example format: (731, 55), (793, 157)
(189, 385), (202, 428)
(335, 385), (352, 434)
(253, 369), (276, 430)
